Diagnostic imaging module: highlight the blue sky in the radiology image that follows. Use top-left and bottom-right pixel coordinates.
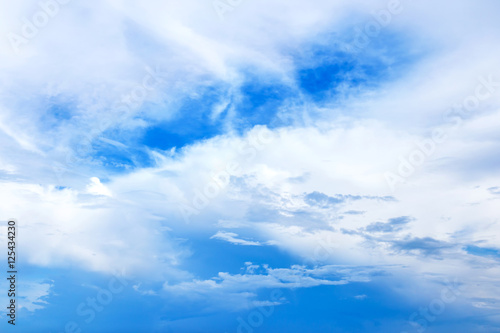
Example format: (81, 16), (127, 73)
(1, 0), (500, 332)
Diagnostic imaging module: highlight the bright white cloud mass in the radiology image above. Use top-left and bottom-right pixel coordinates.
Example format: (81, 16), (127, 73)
(0, 0), (500, 332)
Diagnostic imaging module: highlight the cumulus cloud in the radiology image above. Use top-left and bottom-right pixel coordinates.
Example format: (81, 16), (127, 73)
(85, 177), (112, 196)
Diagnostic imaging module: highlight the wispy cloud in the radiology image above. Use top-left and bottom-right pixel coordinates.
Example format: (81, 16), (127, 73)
(210, 231), (262, 246)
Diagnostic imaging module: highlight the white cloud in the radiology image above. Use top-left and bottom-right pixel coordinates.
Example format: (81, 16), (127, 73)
(0, 279), (53, 313)
(210, 231), (262, 246)
(18, 281), (54, 312)
(0, 0), (499, 324)
(85, 177), (112, 196)
(162, 263), (378, 311)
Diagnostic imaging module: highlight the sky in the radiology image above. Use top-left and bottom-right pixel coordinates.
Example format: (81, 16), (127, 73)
(0, 0), (500, 332)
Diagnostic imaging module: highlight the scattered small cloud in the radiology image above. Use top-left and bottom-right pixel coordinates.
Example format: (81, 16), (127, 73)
(86, 177), (112, 196)
(17, 280), (54, 312)
(354, 294), (368, 300)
